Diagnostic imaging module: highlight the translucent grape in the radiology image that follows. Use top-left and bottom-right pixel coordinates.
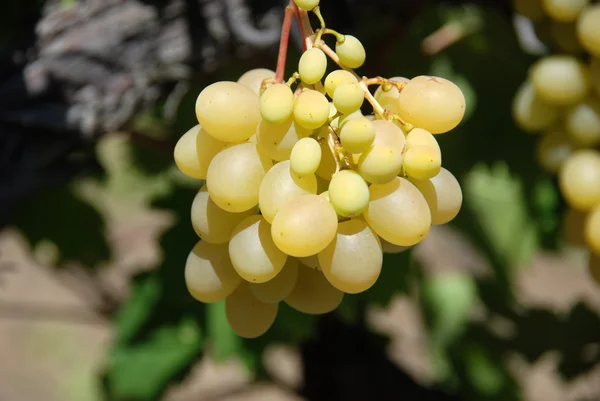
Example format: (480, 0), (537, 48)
(409, 168), (463, 225)
(542, 0), (589, 22)
(318, 219), (382, 294)
(363, 177), (432, 246)
(256, 116), (309, 161)
(406, 128), (440, 152)
(249, 257), (299, 303)
(206, 143), (272, 212)
(381, 239), (410, 254)
(294, 0), (319, 10)
(577, 4), (600, 56)
(328, 170), (370, 217)
(259, 160), (317, 223)
(585, 204), (600, 255)
(512, 81), (561, 132)
(358, 120), (405, 184)
(226, 283), (278, 338)
(562, 208), (587, 246)
(404, 145), (442, 181)
(514, 0), (545, 20)
(340, 116), (375, 154)
(290, 137), (322, 176)
(298, 254), (320, 270)
(374, 77), (409, 115)
(284, 266), (344, 314)
(293, 89), (330, 129)
(195, 81), (260, 142)
(397, 75), (466, 134)
(185, 241), (241, 303)
(536, 128), (575, 173)
(319, 190), (331, 202)
(333, 81), (364, 114)
(271, 194), (338, 257)
(298, 48), (327, 85)
(588, 254), (600, 286)
(337, 109), (364, 130)
(174, 124), (227, 179)
(335, 35), (366, 69)
(565, 97), (600, 147)
(324, 70), (358, 98)
(315, 135), (337, 180)
(530, 55), (591, 105)
(260, 83), (294, 124)
(237, 68), (275, 95)
(558, 149), (600, 210)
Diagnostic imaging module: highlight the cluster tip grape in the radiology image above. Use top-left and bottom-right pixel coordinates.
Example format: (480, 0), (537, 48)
(173, 0), (467, 338)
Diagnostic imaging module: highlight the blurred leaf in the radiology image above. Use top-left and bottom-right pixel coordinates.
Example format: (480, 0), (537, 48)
(207, 300), (243, 361)
(463, 345), (505, 396)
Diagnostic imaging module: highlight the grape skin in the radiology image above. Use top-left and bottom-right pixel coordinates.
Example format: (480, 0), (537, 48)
(290, 137), (322, 176)
(237, 68), (275, 95)
(536, 128), (575, 173)
(542, 0), (589, 22)
(381, 239), (411, 254)
(374, 76), (409, 116)
(409, 168), (463, 225)
(260, 83), (295, 124)
(293, 89), (330, 129)
(174, 124), (227, 180)
(328, 170), (370, 217)
(298, 254), (320, 270)
(565, 97), (600, 147)
(577, 4), (600, 57)
(333, 81), (364, 114)
(530, 55), (591, 105)
(257, 116), (310, 162)
(250, 257), (300, 303)
(335, 35), (366, 69)
(358, 120), (405, 184)
(299, 48), (328, 85)
(585, 204), (600, 255)
(513, 81), (561, 132)
(226, 283), (278, 338)
(284, 266), (344, 314)
(558, 149), (600, 211)
(340, 116), (376, 154)
(324, 70), (358, 98)
(294, 0), (319, 11)
(403, 145), (442, 181)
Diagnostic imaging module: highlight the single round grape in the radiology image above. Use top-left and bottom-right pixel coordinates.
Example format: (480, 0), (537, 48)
(294, 89), (330, 130)
(542, 0), (589, 22)
(577, 4), (600, 56)
(514, 0), (545, 20)
(550, 22), (583, 53)
(406, 128), (440, 152)
(358, 120), (406, 184)
(327, 170), (370, 217)
(195, 81), (260, 142)
(513, 81), (561, 132)
(558, 149), (600, 210)
(340, 116), (375, 154)
(260, 83), (294, 124)
(259, 160), (317, 223)
(318, 219), (382, 294)
(293, 0), (319, 10)
(335, 35), (366, 68)
(185, 241), (241, 303)
(588, 254), (600, 287)
(324, 70), (358, 98)
(363, 177), (432, 246)
(174, 124), (227, 179)
(530, 55), (591, 105)
(590, 58), (600, 97)
(398, 76), (465, 134)
(229, 215), (287, 283)
(409, 168), (463, 225)
(284, 266), (344, 314)
(298, 48), (328, 85)
(536, 128), (575, 173)
(249, 257), (299, 303)
(381, 239), (411, 254)
(374, 77), (409, 115)
(206, 143), (272, 212)
(298, 254), (320, 269)
(237, 68), (275, 95)
(319, 190), (331, 203)
(337, 109), (364, 130)
(565, 97), (600, 146)
(404, 145), (442, 181)
(333, 81), (364, 114)
(290, 137), (322, 176)
(371, 119), (405, 149)
(225, 283), (278, 338)
(315, 135), (337, 180)
(257, 117), (309, 162)
(585, 204), (600, 255)
(562, 208), (587, 246)
(271, 194), (338, 257)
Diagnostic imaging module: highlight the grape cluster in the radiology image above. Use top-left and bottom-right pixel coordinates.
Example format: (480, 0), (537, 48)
(173, 0), (466, 338)
(513, 0), (600, 286)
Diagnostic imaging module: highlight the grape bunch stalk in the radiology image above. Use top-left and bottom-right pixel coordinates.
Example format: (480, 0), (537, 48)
(512, 0), (600, 287)
(173, 0), (466, 338)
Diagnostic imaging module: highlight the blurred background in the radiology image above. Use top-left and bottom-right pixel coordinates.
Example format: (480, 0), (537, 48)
(1, 0), (599, 400)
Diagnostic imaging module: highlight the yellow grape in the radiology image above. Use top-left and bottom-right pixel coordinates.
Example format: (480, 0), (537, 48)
(294, 0), (319, 10)
(363, 177), (432, 246)
(225, 282), (278, 338)
(577, 4), (600, 56)
(299, 48), (328, 84)
(565, 97), (600, 147)
(381, 239), (411, 254)
(589, 254), (600, 286)
(319, 190), (331, 202)
(335, 35), (366, 69)
(185, 241), (241, 303)
(340, 116), (375, 154)
(249, 257), (299, 303)
(294, 89), (330, 129)
(585, 204), (600, 255)
(257, 116), (309, 161)
(559, 149), (600, 210)
(513, 81), (561, 132)
(562, 208), (587, 246)
(374, 76), (409, 115)
(315, 134), (337, 180)
(542, 0), (589, 22)
(530, 55), (591, 105)
(229, 215), (287, 283)
(174, 124), (227, 179)
(298, 254), (320, 270)
(259, 160), (317, 223)
(195, 81), (260, 142)
(409, 167), (463, 225)
(397, 75), (465, 134)
(514, 0), (545, 20)
(536, 128), (575, 173)
(318, 219), (383, 294)
(328, 170), (370, 217)
(237, 68), (275, 95)
(333, 81), (364, 114)
(290, 137), (322, 176)
(206, 143), (272, 212)
(324, 69), (358, 98)
(337, 109), (364, 130)
(358, 120), (405, 184)
(271, 194), (338, 257)
(406, 128), (440, 152)
(403, 145), (442, 181)
(284, 265), (344, 314)
(260, 83), (294, 124)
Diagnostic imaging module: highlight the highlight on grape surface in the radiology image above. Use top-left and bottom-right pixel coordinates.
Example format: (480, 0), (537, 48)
(173, 0), (467, 338)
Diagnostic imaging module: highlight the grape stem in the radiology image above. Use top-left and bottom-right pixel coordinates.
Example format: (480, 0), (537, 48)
(275, 1), (297, 83)
(327, 127), (341, 175)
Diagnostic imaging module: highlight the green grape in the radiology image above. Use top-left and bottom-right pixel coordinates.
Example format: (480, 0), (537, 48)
(185, 241), (241, 303)
(335, 35), (366, 69)
(271, 194), (338, 257)
(315, 135), (337, 180)
(174, 124), (227, 179)
(340, 116), (375, 154)
(229, 215), (287, 283)
(363, 177), (432, 246)
(512, 81), (561, 132)
(542, 0), (589, 22)
(333, 81), (364, 114)
(237, 68), (275, 95)
(225, 282), (278, 338)
(577, 4), (600, 56)
(284, 265), (344, 314)
(514, 0), (546, 20)
(256, 116), (309, 161)
(562, 208), (587, 246)
(585, 204), (600, 255)
(588, 254), (600, 287)
(531, 55), (591, 105)
(381, 239), (410, 254)
(565, 97), (600, 147)
(299, 48), (328, 85)
(249, 257), (299, 303)
(293, 89), (330, 129)
(206, 143), (272, 212)
(558, 149), (600, 210)
(403, 145), (442, 181)
(358, 120), (405, 184)
(191, 185), (256, 244)
(406, 127), (440, 150)
(409, 168), (463, 225)
(590, 58), (600, 97)
(290, 137), (322, 176)
(319, 190), (331, 202)
(397, 75), (466, 134)
(328, 170), (369, 217)
(195, 81), (260, 142)
(298, 254), (320, 270)
(318, 219), (382, 294)
(324, 69), (358, 98)
(259, 160), (317, 223)
(337, 109), (364, 130)
(294, 0), (319, 10)
(550, 22), (583, 53)
(260, 83), (294, 124)
(536, 127), (575, 173)
(374, 76), (409, 115)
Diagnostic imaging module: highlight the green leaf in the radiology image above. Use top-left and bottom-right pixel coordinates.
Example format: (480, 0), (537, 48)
(207, 300), (242, 361)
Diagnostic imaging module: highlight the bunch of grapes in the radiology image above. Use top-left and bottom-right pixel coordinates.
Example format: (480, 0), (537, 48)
(512, 0), (600, 286)
(173, 0), (466, 338)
